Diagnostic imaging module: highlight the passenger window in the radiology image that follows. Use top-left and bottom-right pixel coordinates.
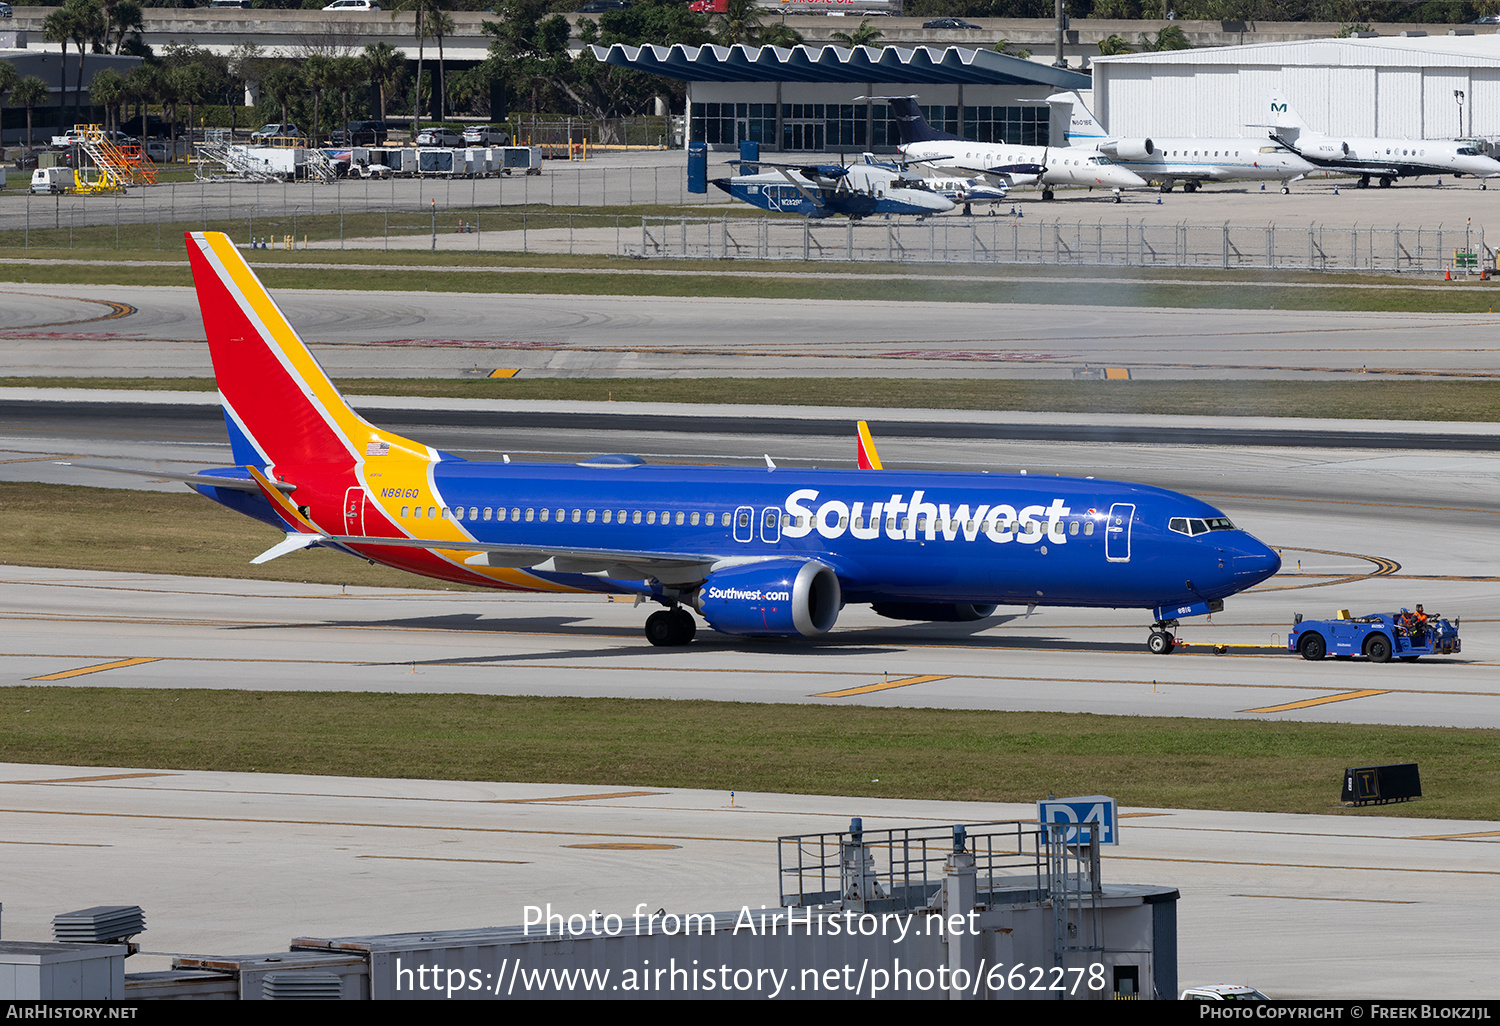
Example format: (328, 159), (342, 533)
(690, 512), (700, 526)
(572, 509), (582, 523)
(1069, 521), (1079, 536)
(617, 510), (625, 523)
(556, 509), (564, 523)
(428, 507), (436, 519)
(485, 507), (494, 521)
(1085, 521), (1094, 536)
(603, 510), (612, 523)
(525, 508), (535, 521)
(738, 512), (751, 528)
(510, 508), (520, 521)
(676, 512), (685, 526)
(633, 511), (643, 524)
(647, 511), (656, 525)
(454, 507), (464, 521)
(586, 510), (595, 523)
(401, 506), (409, 518)
(469, 507), (478, 520)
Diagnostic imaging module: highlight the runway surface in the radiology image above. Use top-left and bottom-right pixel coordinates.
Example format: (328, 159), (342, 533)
(7, 282), (1500, 380)
(2, 763), (1496, 999)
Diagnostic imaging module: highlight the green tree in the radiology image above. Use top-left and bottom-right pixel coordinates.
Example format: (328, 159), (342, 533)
(711, 0), (764, 45)
(13, 75), (49, 147)
(102, 0), (145, 55)
(328, 55), (368, 136)
(88, 67), (125, 135)
(262, 62), (302, 127)
(389, 0), (441, 132)
(829, 18), (884, 47)
(0, 61), (18, 148)
(759, 22), (805, 47)
(1139, 25), (1191, 50)
(430, 7), (454, 120)
(1097, 33), (1134, 55)
(362, 41), (406, 123)
(302, 55), (333, 143)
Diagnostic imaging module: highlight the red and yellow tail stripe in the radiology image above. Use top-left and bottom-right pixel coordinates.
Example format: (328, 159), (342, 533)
(856, 420), (883, 470)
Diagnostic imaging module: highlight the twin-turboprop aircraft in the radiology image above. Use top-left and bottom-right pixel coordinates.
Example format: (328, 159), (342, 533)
(141, 232), (1280, 652)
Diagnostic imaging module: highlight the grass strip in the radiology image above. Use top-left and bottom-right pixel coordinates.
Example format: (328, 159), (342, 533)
(9, 377), (1500, 423)
(0, 482), (479, 591)
(0, 688), (1493, 819)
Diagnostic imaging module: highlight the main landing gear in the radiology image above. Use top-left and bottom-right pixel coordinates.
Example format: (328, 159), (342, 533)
(645, 606), (697, 647)
(1147, 619), (1179, 655)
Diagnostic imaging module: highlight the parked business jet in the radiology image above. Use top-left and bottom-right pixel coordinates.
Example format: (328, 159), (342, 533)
(1262, 92), (1500, 189)
(872, 95), (1147, 201)
(1047, 91), (1316, 194)
(113, 232), (1280, 652)
(712, 158), (954, 219)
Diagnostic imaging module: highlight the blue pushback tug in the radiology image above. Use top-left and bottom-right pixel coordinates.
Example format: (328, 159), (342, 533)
(1289, 608), (1460, 662)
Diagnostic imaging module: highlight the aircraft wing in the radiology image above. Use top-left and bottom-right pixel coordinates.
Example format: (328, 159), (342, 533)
(345, 534), (728, 582)
(771, 166), (833, 208)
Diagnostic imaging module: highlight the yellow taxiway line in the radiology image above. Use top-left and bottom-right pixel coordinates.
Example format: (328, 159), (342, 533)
(813, 674), (952, 698)
(1242, 689), (1390, 714)
(27, 657), (160, 682)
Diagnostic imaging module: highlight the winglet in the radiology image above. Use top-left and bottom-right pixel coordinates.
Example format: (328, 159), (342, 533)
(856, 420), (883, 470)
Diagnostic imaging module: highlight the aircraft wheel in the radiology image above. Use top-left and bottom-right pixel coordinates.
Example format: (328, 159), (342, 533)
(1280, 186), (1290, 194)
(1159, 182), (1173, 193)
(671, 607), (697, 645)
(646, 610), (692, 647)
(1298, 633), (1327, 661)
(1379, 176), (1393, 188)
(1113, 193), (1122, 204)
(1183, 182), (1197, 193)
(1482, 182), (1488, 191)
(1357, 176), (1369, 189)
(1147, 630), (1175, 655)
(1042, 189), (1055, 201)
(1365, 634), (1392, 663)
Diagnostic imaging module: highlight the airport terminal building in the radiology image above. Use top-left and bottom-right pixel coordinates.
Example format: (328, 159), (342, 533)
(592, 43), (1091, 153)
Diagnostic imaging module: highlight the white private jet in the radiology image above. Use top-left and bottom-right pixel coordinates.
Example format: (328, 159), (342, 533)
(868, 95), (1146, 202)
(1260, 92), (1500, 189)
(1047, 91), (1316, 194)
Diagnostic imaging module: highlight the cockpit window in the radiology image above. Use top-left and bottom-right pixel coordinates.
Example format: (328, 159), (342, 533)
(1170, 516), (1236, 537)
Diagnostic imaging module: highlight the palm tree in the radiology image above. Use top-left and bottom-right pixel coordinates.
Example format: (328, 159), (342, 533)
(390, 0), (439, 134)
(102, 0), (144, 55)
(430, 7), (454, 121)
(829, 18), (883, 48)
(712, 0), (763, 46)
(89, 68), (125, 136)
(42, 4), (82, 125)
(302, 55), (333, 144)
(758, 22), (804, 48)
(14, 76), (49, 147)
(262, 63), (301, 128)
(0, 61), (18, 147)
(362, 41), (405, 123)
(328, 56), (367, 139)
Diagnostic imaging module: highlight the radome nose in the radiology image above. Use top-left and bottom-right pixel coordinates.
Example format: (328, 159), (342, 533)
(1232, 540), (1282, 587)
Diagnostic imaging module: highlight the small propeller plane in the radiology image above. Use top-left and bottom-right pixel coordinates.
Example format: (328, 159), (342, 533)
(711, 157), (955, 219)
(860, 154), (1011, 214)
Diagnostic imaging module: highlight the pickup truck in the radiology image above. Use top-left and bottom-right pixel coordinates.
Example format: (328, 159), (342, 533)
(1289, 609), (1460, 662)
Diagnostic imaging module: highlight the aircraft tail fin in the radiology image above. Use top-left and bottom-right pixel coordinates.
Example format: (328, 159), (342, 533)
(185, 231), (425, 471)
(862, 95), (962, 144)
(1261, 92), (1312, 134)
(1045, 91), (1105, 144)
(856, 420), (883, 470)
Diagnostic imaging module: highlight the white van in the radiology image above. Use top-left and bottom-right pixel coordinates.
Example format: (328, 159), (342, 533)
(29, 167), (73, 194)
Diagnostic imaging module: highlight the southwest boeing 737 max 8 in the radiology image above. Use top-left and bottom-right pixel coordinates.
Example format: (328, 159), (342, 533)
(157, 232), (1280, 652)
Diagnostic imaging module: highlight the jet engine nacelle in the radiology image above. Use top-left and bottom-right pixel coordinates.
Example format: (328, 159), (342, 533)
(691, 559), (842, 637)
(871, 601), (998, 623)
(1108, 139), (1155, 162)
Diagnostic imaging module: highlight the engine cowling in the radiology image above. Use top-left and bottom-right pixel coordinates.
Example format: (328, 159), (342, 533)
(871, 601), (998, 623)
(1106, 138), (1155, 162)
(690, 559), (842, 637)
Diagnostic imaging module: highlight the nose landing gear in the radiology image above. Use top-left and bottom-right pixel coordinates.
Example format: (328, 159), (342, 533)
(1147, 619), (1180, 655)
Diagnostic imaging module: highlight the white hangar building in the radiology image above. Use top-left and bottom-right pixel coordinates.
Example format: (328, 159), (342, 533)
(1091, 32), (1500, 142)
